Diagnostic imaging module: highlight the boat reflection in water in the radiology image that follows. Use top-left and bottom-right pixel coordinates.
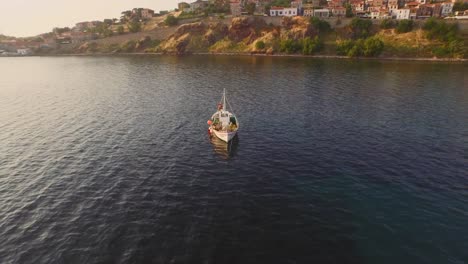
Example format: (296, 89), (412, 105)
(209, 134), (239, 160)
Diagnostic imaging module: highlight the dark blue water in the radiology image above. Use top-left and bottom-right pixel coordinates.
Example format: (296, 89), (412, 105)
(0, 56), (467, 264)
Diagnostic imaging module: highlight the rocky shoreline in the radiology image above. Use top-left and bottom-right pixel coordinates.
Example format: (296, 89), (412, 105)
(28, 52), (468, 62)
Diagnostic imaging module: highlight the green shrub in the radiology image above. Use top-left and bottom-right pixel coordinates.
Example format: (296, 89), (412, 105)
(246, 2), (256, 14)
(432, 39), (465, 58)
(423, 18), (459, 42)
(336, 37), (384, 57)
(395, 20), (413, 33)
(121, 40), (136, 52)
(432, 46), (450, 57)
(345, 4), (354, 17)
(380, 19), (394, 29)
(310, 17), (331, 35)
(336, 39), (355, 55)
(350, 18), (373, 39)
(117, 25), (125, 34)
(347, 40), (363, 57)
(301, 36), (324, 55)
(127, 21), (141, 33)
(255, 40), (266, 50)
(363, 36), (384, 57)
(165, 15), (179, 26)
(279, 39), (302, 54)
(453, 1), (468, 12)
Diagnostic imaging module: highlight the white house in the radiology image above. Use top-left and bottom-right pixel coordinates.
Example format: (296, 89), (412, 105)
(313, 9), (330, 18)
(332, 7), (346, 17)
(371, 10), (381, 19)
(17, 48), (32, 55)
(387, 0), (399, 11)
(392, 8), (410, 19)
(441, 2), (454, 16)
(303, 8), (314, 16)
(270, 7), (298, 16)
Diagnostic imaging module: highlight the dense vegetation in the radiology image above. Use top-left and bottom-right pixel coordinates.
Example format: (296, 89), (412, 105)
(245, 3), (257, 15)
(345, 4), (354, 17)
(165, 15), (179, 26)
(279, 36), (324, 55)
(205, 0), (230, 14)
(336, 36), (384, 57)
(32, 12), (466, 60)
(423, 18), (458, 41)
(380, 19), (394, 29)
(395, 20), (413, 33)
(422, 18), (465, 58)
(90, 24), (114, 37)
(310, 17), (331, 35)
(255, 40), (265, 50)
(453, 1), (468, 12)
(350, 18), (373, 39)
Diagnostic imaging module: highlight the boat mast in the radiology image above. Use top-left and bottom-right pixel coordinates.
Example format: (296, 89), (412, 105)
(223, 89), (226, 111)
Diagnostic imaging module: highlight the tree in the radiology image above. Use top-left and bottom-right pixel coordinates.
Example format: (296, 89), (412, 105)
(255, 40), (266, 50)
(336, 37), (383, 57)
(279, 39), (302, 54)
(345, 4), (354, 18)
(380, 19), (394, 29)
(246, 3), (256, 15)
(363, 36), (384, 57)
(117, 25), (125, 34)
(104, 19), (113, 25)
(301, 36), (323, 55)
(395, 19), (413, 33)
(453, 1), (468, 12)
(423, 18), (459, 42)
(347, 40), (363, 57)
(164, 15), (179, 26)
(310, 17), (331, 35)
(53, 27), (71, 34)
(350, 18), (373, 39)
(121, 10), (132, 18)
(127, 21), (141, 33)
(336, 39), (355, 55)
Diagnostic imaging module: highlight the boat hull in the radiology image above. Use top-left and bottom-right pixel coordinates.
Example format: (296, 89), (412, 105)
(211, 129), (237, 142)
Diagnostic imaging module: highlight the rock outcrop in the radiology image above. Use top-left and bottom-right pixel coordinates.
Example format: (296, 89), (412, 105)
(281, 17), (316, 40)
(150, 16), (323, 55)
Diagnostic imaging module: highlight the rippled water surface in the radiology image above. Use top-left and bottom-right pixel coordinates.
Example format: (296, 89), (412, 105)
(0, 56), (467, 264)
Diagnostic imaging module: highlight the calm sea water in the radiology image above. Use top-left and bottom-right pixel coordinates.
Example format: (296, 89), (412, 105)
(0, 56), (467, 264)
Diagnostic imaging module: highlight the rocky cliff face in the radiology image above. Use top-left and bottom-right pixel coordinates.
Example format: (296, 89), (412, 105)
(67, 16), (320, 55)
(158, 22), (227, 54)
(156, 16), (314, 55)
(280, 17), (316, 40)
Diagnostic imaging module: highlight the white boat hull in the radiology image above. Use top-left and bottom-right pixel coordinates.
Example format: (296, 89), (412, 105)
(212, 129), (237, 142)
(208, 90), (238, 143)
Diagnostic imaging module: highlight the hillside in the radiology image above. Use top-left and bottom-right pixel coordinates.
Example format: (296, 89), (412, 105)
(40, 15), (468, 59)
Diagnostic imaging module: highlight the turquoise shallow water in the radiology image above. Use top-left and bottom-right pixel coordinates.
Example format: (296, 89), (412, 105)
(0, 56), (467, 264)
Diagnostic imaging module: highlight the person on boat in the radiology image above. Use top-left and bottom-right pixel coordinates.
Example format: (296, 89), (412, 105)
(229, 122), (237, 131)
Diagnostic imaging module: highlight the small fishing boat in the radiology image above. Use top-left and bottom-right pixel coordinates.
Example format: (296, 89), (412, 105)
(207, 89), (239, 143)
